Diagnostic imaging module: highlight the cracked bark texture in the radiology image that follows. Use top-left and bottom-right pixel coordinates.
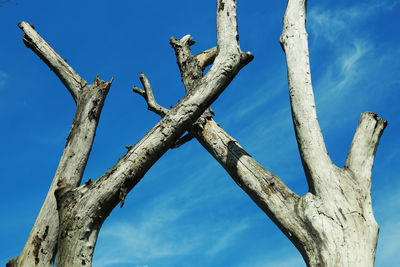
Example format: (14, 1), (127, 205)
(9, 22), (113, 267)
(8, 1), (253, 266)
(55, 0), (252, 265)
(9, 0), (386, 266)
(279, 1), (386, 265)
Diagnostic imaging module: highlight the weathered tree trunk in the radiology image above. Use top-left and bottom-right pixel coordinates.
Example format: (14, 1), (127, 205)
(9, 0), (386, 266)
(8, 22), (113, 267)
(137, 1), (387, 266)
(193, 114), (385, 266)
(279, 1), (386, 264)
(55, 1), (251, 265)
(9, 1), (252, 266)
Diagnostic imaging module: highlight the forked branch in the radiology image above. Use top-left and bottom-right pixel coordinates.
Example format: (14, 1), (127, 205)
(53, 0), (253, 265)
(133, 73), (168, 117)
(170, 33), (301, 238)
(168, 2), (387, 267)
(10, 22), (113, 267)
(132, 74), (195, 149)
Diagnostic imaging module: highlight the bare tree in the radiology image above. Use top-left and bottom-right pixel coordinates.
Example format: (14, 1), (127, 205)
(7, 1), (253, 266)
(136, 0), (387, 266)
(8, 0), (387, 266)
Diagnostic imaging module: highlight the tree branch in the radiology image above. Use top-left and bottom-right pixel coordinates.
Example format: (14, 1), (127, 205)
(170, 35), (203, 94)
(171, 133), (194, 148)
(345, 112), (387, 181)
(193, 119), (301, 231)
(132, 73), (169, 117)
(196, 47), (218, 70)
(53, 1), (253, 265)
(10, 22), (113, 267)
(168, 32), (301, 247)
(18, 22), (87, 103)
(132, 74), (195, 149)
(280, 0), (334, 195)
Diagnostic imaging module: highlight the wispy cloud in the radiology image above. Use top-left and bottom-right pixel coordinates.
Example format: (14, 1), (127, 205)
(231, 80), (286, 121)
(93, 157), (253, 266)
(207, 220), (250, 255)
(262, 255), (303, 267)
(95, 208), (252, 266)
(308, 1), (396, 43)
(235, 247), (303, 267)
(341, 41), (370, 74)
(94, 257), (145, 267)
(316, 39), (371, 104)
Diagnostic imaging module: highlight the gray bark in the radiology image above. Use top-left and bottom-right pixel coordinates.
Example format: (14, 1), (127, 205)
(9, 0), (387, 266)
(137, 1), (387, 266)
(8, 1), (253, 266)
(279, 1), (386, 263)
(9, 22), (113, 267)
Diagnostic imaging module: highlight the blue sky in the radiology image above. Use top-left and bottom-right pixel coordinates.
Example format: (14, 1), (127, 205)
(0, 0), (399, 266)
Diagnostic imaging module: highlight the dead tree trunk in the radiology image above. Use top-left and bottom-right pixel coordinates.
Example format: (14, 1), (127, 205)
(137, 0), (387, 266)
(277, 1), (385, 264)
(8, 1), (252, 266)
(9, 22), (113, 267)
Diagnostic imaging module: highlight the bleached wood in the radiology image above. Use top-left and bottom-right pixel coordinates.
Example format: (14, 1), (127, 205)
(346, 112), (388, 181)
(53, 1), (253, 265)
(168, 1), (387, 266)
(8, 24), (113, 267)
(10, 1), (387, 266)
(195, 47), (217, 70)
(132, 73), (168, 117)
(280, 0), (335, 195)
(276, 1), (385, 265)
(18, 22), (86, 103)
(166, 34), (302, 241)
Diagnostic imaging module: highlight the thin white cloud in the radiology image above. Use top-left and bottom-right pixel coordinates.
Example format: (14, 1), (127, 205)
(308, 1), (396, 43)
(207, 220), (250, 255)
(231, 80), (286, 121)
(94, 257), (143, 267)
(341, 41), (370, 74)
(95, 211), (253, 266)
(235, 249), (303, 267)
(93, 159), (253, 266)
(317, 39), (371, 104)
(313, 35), (400, 133)
(257, 255), (303, 267)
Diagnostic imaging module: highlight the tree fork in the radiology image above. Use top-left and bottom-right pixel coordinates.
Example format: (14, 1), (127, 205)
(9, 22), (113, 267)
(140, 0), (387, 265)
(11, 1), (253, 266)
